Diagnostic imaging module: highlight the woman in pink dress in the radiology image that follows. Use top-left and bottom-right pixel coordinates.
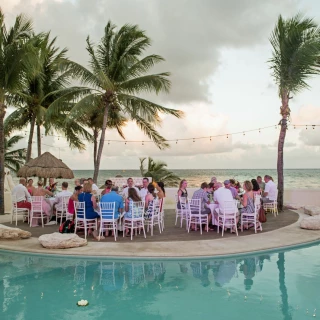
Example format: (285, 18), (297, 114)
(68, 185), (83, 217)
(32, 181), (53, 226)
(27, 179), (35, 196)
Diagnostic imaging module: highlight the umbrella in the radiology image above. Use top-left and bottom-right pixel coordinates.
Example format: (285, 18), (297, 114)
(17, 152), (74, 179)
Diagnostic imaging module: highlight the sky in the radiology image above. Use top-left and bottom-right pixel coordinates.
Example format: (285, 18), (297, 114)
(2, 0), (320, 170)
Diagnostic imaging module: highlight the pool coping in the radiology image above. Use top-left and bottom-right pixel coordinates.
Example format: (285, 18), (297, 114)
(1, 209), (319, 258)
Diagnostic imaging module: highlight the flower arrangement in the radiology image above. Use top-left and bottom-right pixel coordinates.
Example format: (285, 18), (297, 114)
(77, 299), (89, 306)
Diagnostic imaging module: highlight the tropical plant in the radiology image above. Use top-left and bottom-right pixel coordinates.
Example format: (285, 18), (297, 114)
(47, 21), (182, 182)
(4, 32), (90, 162)
(139, 157), (180, 186)
(269, 14), (320, 210)
(0, 10), (35, 214)
(4, 135), (26, 172)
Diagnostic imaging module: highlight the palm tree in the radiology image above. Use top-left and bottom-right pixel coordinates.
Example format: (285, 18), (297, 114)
(0, 10), (35, 214)
(139, 157), (180, 186)
(4, 135), (26, 172)
(269, 14), (320, 210)
(5, 32), (90, 162)
(48, 21), (182, 182)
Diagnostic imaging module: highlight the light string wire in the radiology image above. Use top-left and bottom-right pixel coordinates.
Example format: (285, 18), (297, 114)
(26, 123), (319, 147)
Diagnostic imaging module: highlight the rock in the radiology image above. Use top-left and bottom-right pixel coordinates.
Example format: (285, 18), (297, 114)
(38, 232), (87, 249)
(0, 224), (32, 239)
(304, 206), (320, 216)
(300, 216), (320, 230)
(284, 203), (303, 210)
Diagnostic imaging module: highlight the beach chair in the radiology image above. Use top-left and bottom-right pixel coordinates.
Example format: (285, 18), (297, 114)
(240, 201), (262, 233)
(98, 202), (118, 241)
(74, 201), (98, 239)
(187, 198), (209, 235)
(216, 200), (238, 236)
(11, 195), (30, 226)
(30, 196), (45, 227)
(144, 199), (162, 236)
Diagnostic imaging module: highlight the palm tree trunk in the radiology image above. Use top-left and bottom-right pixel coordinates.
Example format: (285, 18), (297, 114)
(277, 252), (292, 320)
(0, 102), (6, 215)
(26, 115), (36, 163)
(93, 128), (98, 170)
(277, 93), (289, 211)
(37, 124), (41, 157)
(93, 97), (109, 182)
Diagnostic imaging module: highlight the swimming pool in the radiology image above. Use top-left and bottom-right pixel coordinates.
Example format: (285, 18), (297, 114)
(1, 243), (319, 320)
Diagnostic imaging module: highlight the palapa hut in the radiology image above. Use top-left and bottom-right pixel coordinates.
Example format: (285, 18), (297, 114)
(17, 152), (74, 180)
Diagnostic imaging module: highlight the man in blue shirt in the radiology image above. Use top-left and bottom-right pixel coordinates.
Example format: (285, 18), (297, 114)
(100, 186), (124, 219)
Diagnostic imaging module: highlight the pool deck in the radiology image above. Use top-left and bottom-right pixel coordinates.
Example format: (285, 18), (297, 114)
(0, 209), (319, 258)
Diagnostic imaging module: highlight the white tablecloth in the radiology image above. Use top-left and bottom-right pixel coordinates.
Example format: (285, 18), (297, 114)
(208, 203), (219, 225)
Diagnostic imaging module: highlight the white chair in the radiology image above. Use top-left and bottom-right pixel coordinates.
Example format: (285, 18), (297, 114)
(11, 195), (30, 226)
(160, 198), (165, 231)
(99, 202), (118, 241)
(254, 194), (261, 204)
(123, 201), (146, 241)
(145, 199), (162, 236)
(56, 196), (71, 225)
(263, 200), (278, 217)
(216, 200), (238, 237)
(30, 196), (45, 227)
(240, 202), (262, 233)
(175, 195), (188, 229)
(187, 198), (209, 235)
(74, 201), (98, 239)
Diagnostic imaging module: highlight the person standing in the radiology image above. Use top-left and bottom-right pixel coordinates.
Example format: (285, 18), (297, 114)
(256, 176), (265, 192)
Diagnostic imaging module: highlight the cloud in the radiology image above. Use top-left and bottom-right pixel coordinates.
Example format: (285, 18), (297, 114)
(3, 0), (298, 103)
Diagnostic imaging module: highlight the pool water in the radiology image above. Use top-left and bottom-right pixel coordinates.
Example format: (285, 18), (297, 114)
(1, 243), (320, 320)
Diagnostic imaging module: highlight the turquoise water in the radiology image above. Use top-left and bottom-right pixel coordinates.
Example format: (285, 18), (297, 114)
(12, 168), (320, 188)
(1, 243), (320, 319)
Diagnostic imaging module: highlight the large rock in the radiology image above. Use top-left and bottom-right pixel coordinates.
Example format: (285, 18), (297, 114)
(304, 206), (320, 216)
(0, 224), (32, 239)
(38, 232), (87, 249)
(300, 216), (320, 230)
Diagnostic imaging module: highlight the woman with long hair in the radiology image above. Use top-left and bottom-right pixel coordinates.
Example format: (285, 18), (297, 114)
(124, 188), (142, 236)
(177, 179), (188, 209)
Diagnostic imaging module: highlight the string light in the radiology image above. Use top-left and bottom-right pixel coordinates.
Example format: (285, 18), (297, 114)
(193, 138), (195, 142)
(210, 136), (212, 141)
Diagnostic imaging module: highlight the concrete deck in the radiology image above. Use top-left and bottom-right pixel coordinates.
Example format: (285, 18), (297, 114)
(1, 209), (319, 258)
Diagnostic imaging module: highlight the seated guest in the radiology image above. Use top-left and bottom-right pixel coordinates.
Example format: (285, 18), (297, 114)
(257, 176), (265, 192)
(12, 178), (32, 211)
(177, 179), (188, 209)
(251, 179), (261, 196)
(124, 188), (142, 236)
(101, 179), (112, 196)
(211, 176), (217, 184)
(122, 177), (140, 198)
(145, 183), (157, 218)
(88, 178), (99, 194)
(27, 179), (35, 196)
(191, 182), (212, 231)
(139, 177), (149, 199)
(156, 181), (165, 212)
(207, 182), (214, 202)
(68, 185), (83, 216)
(46, 177), (58, 193)
(53, 182), (73, 212)
(32, 181), (53, 226)
(262, 175), (277, 203)
(224, 180), (240, 200)
(74, 179), (81, 187)
(239, 180), (255, 217)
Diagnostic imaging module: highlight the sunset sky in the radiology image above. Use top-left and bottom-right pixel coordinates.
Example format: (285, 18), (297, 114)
(3, 0), (320, 169)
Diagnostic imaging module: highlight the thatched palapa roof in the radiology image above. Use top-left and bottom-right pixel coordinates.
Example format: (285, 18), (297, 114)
(17, 152), (74, 179)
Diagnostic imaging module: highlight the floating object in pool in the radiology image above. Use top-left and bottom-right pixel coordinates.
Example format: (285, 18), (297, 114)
(307, 309), (309, 314)
(159, 284), (162, 289)
(314, 309), (316, 317)
(260, 295), (263, 302)
(244, 296), (247, 302)
(77, 300), (89, 307)
(227, 290), (230, 296)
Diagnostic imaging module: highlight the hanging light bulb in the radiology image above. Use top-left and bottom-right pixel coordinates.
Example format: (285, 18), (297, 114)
(312, 125), (315, 130)
(210, 136), (212, 141)
(259, 129), (261, 133)
(142, 141), (144, 146)
(243, 132), (245, 136)
(176, 140), (178, 144)
(227, 134), (229, 139)
(193, 138), (195, 142)
(108, 140), (110, 145)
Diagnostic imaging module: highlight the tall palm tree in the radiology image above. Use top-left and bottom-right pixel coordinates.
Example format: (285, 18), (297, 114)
(5, 32), (90, 162)
(139, 157), (180, 186)
(48, 21), (182, 182)
(4, 135), (26, 172)
(269, 14), (320, 210)
(0, 10), (35, 214)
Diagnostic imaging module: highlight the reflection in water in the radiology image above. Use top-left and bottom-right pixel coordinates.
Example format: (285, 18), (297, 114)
(0, 249), (303, 319)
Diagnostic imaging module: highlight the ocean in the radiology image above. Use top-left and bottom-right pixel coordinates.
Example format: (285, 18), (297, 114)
(16, 168), (319, 189)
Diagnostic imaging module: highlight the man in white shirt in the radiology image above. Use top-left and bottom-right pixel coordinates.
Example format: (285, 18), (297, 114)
(213, 182), (234, 219)
(122, 177), (140, 198)
(53, 182), (73, 211)
(12, 178), (32, 211)
(88, 178), (99, 194)
(262, 175), (277, 203)
(139, 177), (149, 200)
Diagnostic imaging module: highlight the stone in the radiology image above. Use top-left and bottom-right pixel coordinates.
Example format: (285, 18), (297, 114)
(304, 206), (320, 216)
(0, 224), (32, 239)
(300, 216), (320, 230)
(38, 232), (87, 249)
(284, 203), (304, 210)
